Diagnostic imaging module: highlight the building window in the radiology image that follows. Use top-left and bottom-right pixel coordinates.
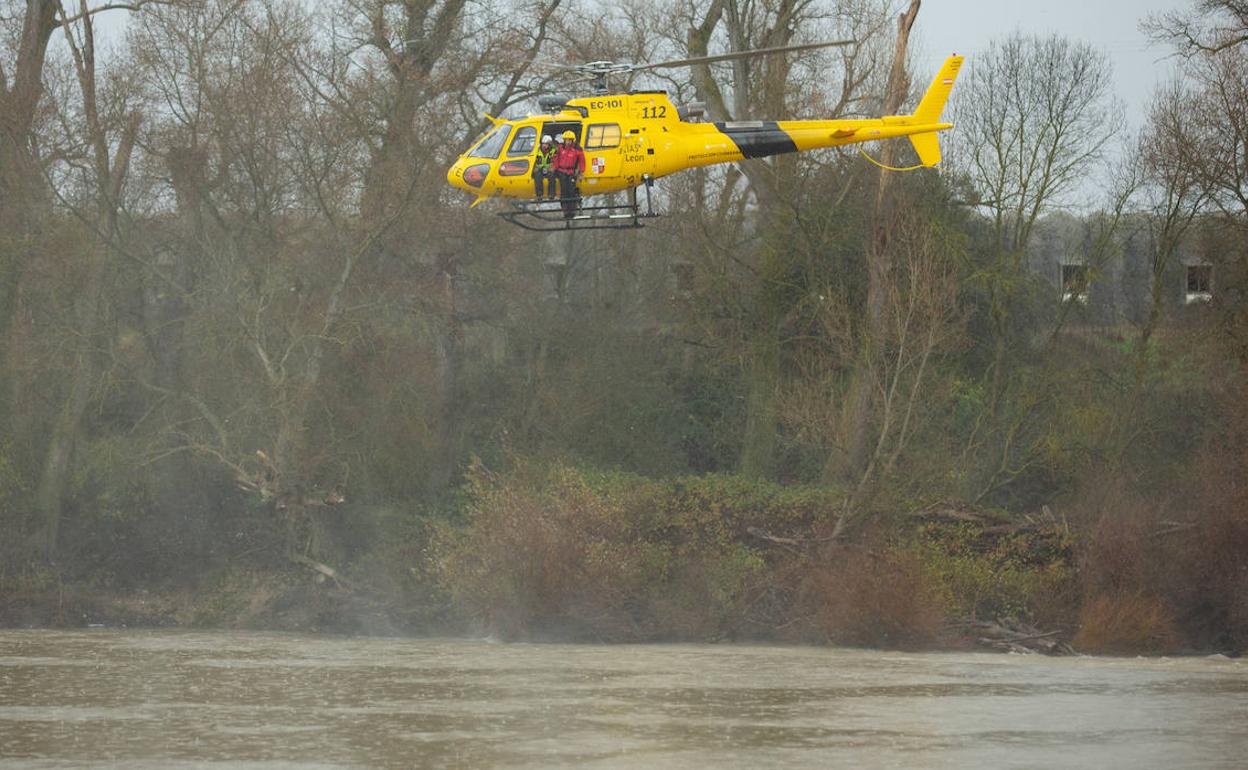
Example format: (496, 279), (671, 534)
(1061, 264), (1088, 304)
(585, 123), (621, 149)
(1186, 264), (1212, 304)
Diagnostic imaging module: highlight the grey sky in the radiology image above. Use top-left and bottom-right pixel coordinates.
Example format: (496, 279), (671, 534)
(917, 0), (1189, 130)
(89, 0), (1186, 108)
(87, 0), (1189, 145)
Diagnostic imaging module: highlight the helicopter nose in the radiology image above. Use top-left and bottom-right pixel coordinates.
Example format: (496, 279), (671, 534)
(447, 161), (491, 195)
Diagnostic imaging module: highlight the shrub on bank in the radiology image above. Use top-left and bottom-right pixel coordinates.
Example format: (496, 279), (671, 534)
(911, 521), (1076, 625)
(798, 546), (947, 649)
(1071, 422), (1248, 654)
(437, 461), (840, 641)
(431, 446), (1244, 653)
(1074, 593), (1181, 655)
(437, 461), (1071, 647)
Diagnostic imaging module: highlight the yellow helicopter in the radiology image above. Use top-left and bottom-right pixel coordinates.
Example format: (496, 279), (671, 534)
(446, 42), (964, 231)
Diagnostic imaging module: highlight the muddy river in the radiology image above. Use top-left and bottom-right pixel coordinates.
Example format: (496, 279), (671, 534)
(0, 630), (1245, 768)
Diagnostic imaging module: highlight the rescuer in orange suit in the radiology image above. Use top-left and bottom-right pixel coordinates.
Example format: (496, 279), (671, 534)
(551, 130), (585, 219)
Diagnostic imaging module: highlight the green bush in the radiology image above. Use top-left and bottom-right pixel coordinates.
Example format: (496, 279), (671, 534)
(436, 460), (841, 641)
(910, 521), (1075, 622)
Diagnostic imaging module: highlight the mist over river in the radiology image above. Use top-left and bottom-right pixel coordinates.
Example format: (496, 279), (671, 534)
(0, 630), (1245, 769)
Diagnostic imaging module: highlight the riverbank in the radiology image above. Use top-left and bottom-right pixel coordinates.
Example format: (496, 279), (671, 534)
(5, 451), (1245, 657)
(0, 571), (406, 637)
(4, 480), (1241, 658)
(0, 583), (1080, 655)
(0, 584), (1108, 655)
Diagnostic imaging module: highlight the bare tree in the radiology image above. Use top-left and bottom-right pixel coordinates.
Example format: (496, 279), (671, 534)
(120, 1), (376, 566)
(950, 32), (1120, 418)
(335, 0), (566, 495)
(783, 202), (963, 525)
(1144, 0), (1248, 55)
(836, 0), (919, 483)
(675, 0), (894, 479)
(1139, 0), (1248, 364)
(112, 0), (553, 574)
(1129, 80), (1209, 406)
(32, 1), (144, 557)
(1175, 45), (1248, 221)
(0, 2), (57, 233)
(1148, 1), (1248, 374)
(0, 0), (173, 372)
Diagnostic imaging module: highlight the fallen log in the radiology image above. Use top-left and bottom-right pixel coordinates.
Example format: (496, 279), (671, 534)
(289, 553), (358, 592)
(745, 526), (806, 556)
(956, 617), (1077, 655)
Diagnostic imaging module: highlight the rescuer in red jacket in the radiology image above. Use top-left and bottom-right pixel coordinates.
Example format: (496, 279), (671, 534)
(552, 130), (586, 219)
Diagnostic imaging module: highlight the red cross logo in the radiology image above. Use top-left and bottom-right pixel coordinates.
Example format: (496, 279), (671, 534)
(591, 157), (606, 175)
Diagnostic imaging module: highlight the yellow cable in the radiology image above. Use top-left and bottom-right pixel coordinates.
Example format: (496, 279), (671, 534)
(857, 146), (925, 172)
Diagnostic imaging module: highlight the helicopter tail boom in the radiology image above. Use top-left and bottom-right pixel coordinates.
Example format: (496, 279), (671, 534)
(733, 55), (963, 167)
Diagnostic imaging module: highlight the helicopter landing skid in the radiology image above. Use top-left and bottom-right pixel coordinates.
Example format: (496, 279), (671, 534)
(499, 202), (654, 231)
(499, 185), (658, 232)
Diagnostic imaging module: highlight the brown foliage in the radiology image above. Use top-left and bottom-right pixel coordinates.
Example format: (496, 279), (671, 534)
(1074, 593), (1181, 655)
(1076, 487), (1163, 597)
(1169, 413), (1248, 649)
(1074, 385), (1248, 652)
(799, 547), (947, 650)
(437, 463), (642, 640)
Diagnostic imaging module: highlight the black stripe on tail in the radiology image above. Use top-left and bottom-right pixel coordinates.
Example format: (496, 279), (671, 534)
(714, 121), (797, 159)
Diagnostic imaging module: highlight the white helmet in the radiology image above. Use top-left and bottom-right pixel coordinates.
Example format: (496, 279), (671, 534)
(540, 134), (553, 144)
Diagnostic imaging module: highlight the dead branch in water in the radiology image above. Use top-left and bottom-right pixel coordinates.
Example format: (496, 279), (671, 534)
(954, 617), (1077, 655)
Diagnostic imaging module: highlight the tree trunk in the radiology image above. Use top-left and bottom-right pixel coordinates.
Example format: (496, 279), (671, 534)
(360, 77), (418, 227)
(1, 0), (59, 465)
(143, 144), (209, 568)
(836, 0), (921, 483)
(34, 10), (139, 559)
(35, 240), (108, 558)
(740, 329), (780, 479)
(428, 252), (465, 493)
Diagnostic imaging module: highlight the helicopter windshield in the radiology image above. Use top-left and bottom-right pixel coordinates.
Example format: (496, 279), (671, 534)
(468, 124), (511, 159)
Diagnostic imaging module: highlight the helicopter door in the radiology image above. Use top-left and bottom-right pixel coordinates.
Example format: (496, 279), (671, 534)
(542, 121), (582, 147)
(583, 122), (629, 191)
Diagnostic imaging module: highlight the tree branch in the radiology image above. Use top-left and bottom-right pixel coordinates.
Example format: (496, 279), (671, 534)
(59, 0), (177, 25)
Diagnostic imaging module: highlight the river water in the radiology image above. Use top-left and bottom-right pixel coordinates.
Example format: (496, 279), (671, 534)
(0, 630), (1245, 769)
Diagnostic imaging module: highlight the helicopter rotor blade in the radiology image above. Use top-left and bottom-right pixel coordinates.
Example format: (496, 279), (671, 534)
(528, 61), (583, 72)
(629, 39), (856, 73)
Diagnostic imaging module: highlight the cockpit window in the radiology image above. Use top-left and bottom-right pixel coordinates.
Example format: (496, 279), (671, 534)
(468, 125), (511, 159)
(508, 126), (537, 156)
